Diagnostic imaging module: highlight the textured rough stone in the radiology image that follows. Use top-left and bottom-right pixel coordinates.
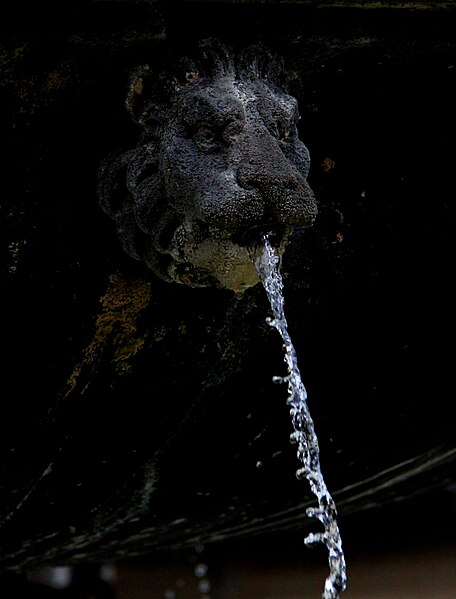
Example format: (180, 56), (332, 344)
(98, 40), (317, 291)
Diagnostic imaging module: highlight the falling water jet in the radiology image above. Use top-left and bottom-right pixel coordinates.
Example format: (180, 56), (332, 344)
(253, 234), (347, 599)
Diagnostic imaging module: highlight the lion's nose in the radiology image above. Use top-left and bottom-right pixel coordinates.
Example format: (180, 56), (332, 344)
(237, 164), (296, 192)
(237, 160), (316, 229)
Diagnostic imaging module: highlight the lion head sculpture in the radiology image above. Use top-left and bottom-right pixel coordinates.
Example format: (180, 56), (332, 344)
(98, 40), (317, 292)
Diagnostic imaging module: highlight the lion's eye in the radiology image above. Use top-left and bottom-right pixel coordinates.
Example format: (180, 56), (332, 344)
(196, 125), (215, 140)
(193, 112), (244, 151)
(276, 117), (296, 142)
(194, 125), (219, 152)
(223, 117), (244, 144)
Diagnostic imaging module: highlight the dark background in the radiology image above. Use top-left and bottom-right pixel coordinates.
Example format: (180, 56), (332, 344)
(1, 0), (455, 593)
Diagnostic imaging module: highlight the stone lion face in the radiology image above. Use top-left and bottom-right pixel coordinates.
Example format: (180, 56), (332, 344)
(98, 41), (317, 292)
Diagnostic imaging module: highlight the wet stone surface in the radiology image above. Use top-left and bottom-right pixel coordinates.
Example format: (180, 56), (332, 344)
(1, 0), (456, 573)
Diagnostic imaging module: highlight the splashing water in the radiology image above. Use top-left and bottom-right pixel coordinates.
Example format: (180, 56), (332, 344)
(254, 235), (347, 599)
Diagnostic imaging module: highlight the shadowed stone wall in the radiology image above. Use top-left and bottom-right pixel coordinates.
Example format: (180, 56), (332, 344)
(1, 0), (455, 572)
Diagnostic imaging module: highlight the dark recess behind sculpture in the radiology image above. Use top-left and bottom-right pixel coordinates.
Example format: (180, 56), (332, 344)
(1, 0), (455, 573)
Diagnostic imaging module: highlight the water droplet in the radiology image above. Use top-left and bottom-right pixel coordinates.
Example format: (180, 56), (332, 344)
(195, 563), (208, 578)
(306, 506), (317, 518)
(289, 431), (300, 444)
(198, 579), (211, 594)
(297, 443), (307, 461)
(295, 467), (308, 481)
(304, 532), (326, 547)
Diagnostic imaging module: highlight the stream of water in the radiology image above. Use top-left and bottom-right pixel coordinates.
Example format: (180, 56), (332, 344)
(254, 235), (347, 599)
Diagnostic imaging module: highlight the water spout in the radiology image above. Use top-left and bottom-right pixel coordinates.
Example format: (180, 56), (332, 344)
(254, 235), (347, 599)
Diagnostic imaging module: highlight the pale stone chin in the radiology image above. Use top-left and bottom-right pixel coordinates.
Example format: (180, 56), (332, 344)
(167, 222), (289, 292)
(169, 237), (260, 292)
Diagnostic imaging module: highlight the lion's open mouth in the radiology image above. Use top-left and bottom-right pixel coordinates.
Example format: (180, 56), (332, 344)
(238, 224), (288, 248)
(166, 221), (289, 292)
(169, 234), (259, 292)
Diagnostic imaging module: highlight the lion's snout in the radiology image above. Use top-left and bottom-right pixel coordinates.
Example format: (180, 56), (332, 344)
(236, 161), (317, 232)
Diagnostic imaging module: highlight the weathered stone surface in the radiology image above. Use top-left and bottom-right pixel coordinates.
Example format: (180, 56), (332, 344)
(1, 0), (455, 572)
(98, 40), (316, 291)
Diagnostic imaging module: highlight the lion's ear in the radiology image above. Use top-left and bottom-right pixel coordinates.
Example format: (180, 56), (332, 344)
(126, 65), (173, 137)
(98, 149), (146, 261)
(98, 149), (135, 220)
